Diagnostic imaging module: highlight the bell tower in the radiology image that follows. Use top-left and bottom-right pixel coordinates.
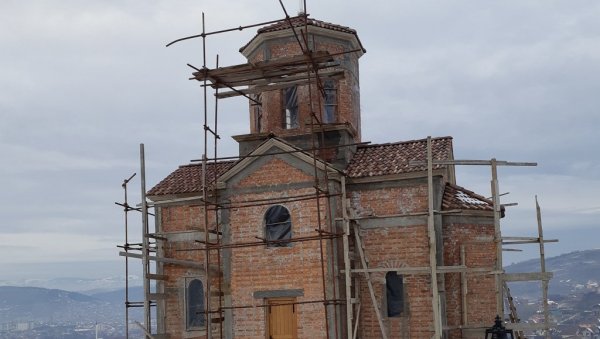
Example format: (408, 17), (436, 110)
(233, 17), (366, 167)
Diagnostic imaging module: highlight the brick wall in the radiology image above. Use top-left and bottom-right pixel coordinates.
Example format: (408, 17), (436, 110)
(158, 203), (222, 338)
(443, 221), (497, 338)
(357, 225), (433, 339)
(350, 183), (497, 339)
(227, 156), (336, 338)
(350, 183), (434, 338)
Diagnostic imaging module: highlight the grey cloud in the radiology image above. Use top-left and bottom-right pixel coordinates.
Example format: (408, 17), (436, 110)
(0, 0), (598, 275)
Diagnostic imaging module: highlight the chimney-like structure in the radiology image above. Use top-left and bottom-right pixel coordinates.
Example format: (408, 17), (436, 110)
(233, 17), (365, 167)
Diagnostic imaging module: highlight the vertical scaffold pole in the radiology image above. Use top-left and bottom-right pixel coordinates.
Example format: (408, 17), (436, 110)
(536, 197), (550, 339)
(341, 176), (353, 338)
(122, 172), (135, 339)
(426, 137), (442, 339)
(140, 143), (151, 337)
(491, 159), (504, 318)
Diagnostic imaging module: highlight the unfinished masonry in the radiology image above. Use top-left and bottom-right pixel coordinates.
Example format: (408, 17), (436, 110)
(118, 4), (556, 339)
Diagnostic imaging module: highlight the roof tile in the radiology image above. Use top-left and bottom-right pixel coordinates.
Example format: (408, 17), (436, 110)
(346, 137), (453, 178)
(240, 16), (365, 53)
(257, 16), (357, 35)
(147, 161), (236, 196)
(442, 183), (493, 211)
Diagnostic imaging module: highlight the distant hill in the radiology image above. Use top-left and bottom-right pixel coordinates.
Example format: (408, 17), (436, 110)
(0, 275), (143, 294)
(0, 286), (125, 324)
(90, 285), (143, 304)
(505, 249), (600, 298)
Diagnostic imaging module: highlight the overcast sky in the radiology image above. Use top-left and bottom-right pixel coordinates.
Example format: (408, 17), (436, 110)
(1, 0), (599, 281)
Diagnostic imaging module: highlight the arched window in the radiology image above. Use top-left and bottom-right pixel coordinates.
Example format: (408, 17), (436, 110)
(322, 79), (337, 123)
(386, 271), (404, 317)
(186, 278), (205, 329)
(264, 205), (292, 247)
(282, 86), (298, 129)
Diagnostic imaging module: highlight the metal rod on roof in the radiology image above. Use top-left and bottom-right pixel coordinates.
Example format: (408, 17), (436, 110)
(166, 15), (308, 47)
(278, 0), (308, 53)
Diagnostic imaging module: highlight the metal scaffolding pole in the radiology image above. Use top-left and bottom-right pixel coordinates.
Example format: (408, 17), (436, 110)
(341, 176), (353, 338)
(140, 143), (151, 337)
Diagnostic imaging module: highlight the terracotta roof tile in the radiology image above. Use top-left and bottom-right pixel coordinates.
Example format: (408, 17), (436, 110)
(257, 17), (358, 35)
(346, 137), (453, 178)
(240, 16), (365, 53)
(442, 183), (493, 211)
(147, 161), (236, 196)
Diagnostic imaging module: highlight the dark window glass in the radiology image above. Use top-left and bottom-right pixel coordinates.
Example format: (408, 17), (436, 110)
(323, 80), (337, 123)
(386, 271), (404, 317)
(283, 86), (298, 129)
(187, 279), (205, 329)
(265, 205), (292, 247)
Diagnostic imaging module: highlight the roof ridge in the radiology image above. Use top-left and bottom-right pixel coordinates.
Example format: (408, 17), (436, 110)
(178, 159), (237, 169)
(257, 16), (358, 34)
(357, 136), (453, 148)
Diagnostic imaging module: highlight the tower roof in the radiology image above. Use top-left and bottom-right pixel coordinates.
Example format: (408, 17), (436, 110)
(257, 16), (358, 35)
(240, 16), (366, 55)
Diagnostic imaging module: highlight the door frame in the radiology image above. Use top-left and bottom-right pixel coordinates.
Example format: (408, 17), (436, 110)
(265, 297), (298, 339)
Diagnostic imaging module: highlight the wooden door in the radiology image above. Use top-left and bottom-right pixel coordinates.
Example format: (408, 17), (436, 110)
(267, 298), (297, 339)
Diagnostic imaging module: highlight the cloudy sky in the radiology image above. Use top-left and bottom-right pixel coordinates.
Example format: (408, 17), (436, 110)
(1, 0), (598, 281)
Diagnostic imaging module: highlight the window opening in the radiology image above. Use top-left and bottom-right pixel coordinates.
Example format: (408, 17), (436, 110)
(252, 93), (262, 132)
(186, 278), (206, 329)
(283, 86), (298, 129)
(265, 205), (292, 247)
(386, 271), (404, 317)
(322, 79), (337, 123)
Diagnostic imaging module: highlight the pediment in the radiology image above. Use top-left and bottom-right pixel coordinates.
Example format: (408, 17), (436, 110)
(218, 138), (340, 188)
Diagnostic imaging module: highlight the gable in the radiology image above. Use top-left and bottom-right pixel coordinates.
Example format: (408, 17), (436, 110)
(218, 138), (339, 189)
(231, 156), (317, 189)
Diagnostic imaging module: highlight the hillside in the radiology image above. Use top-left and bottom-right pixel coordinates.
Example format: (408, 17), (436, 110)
(504, 249), (600, 298)
(0, 286), (122, 324)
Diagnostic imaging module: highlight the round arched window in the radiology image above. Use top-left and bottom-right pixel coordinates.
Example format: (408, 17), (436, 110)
(186, 278), (205, 329)
(264, 205), (292, 247)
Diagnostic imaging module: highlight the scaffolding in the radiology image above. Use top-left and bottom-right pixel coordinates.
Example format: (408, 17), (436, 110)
(117, 2), (557, 338)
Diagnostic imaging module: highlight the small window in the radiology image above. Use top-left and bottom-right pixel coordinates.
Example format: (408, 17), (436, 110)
(251, 93), (262, 132)
(265, 205), (292, 247)
(322, 80), (337, 123)
(186, 278), (206, 330)
(282, 86), (298, 129)
(386, 271), (404, 317)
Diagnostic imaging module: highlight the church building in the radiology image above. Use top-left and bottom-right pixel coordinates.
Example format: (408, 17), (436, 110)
(146, 16), (499, 339)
